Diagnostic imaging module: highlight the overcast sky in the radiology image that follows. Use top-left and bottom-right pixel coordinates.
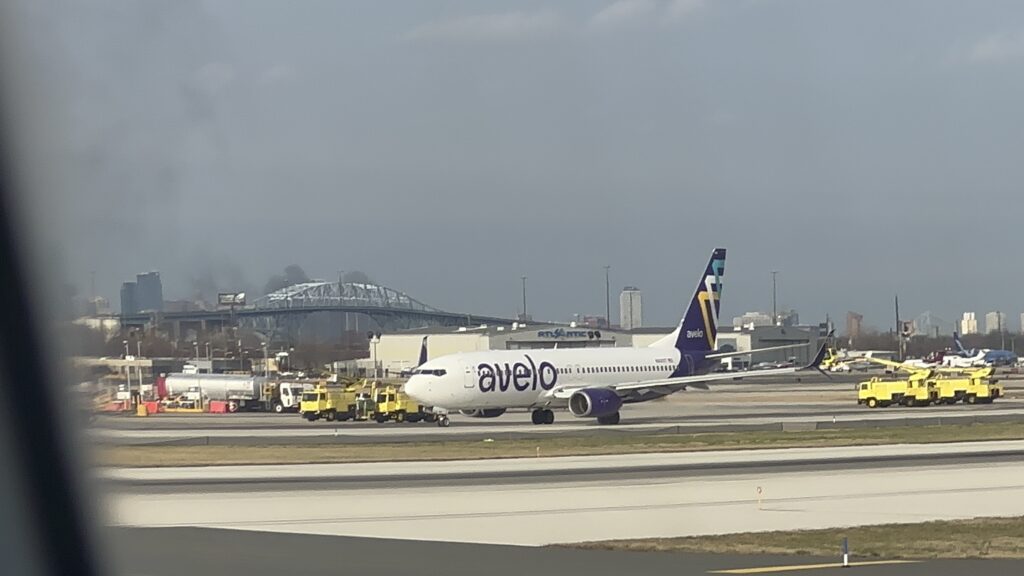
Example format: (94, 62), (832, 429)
(4, 0), (1024, 330)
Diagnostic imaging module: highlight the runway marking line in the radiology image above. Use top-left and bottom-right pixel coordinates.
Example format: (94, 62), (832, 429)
(710, 559), (918, 574)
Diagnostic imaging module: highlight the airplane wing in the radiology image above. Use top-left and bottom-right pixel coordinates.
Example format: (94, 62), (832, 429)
(547, 332), (833, 400)
(703, 342), (809, 360)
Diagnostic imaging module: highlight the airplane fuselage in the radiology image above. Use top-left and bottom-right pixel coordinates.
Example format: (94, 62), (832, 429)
(405, 346), (711, 411)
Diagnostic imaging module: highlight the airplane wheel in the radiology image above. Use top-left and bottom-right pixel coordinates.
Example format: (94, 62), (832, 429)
(531, 410), (544, 425)
(543, 409), (554, 425)
(597, 412), (621, 425)
(437, 415), (450, 427)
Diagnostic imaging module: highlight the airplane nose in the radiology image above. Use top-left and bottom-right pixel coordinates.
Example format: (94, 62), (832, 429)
(404, 376), (429, 403)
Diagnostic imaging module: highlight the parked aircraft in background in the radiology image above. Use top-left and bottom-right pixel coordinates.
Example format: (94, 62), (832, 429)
(948, 332), (1018, 367)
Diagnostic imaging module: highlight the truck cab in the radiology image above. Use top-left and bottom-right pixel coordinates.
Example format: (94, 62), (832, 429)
(299, 385), (358, 422)
(275, 382), (305, 413)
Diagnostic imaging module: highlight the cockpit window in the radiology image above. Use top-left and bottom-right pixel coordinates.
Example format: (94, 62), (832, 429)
(412, 369), (446, 376)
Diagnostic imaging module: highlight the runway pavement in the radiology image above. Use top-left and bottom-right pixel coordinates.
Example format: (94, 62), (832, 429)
(104, 527), (1024, 576)
(89, 378), (1024, 445)
(104, 440), (1024, 546)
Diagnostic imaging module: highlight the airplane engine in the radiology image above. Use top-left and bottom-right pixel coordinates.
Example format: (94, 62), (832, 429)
(459, 408), (507, 418)
(568, 388), (622, 418)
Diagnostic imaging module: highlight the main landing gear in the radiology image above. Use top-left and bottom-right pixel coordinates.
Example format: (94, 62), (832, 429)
(596, 412), (620, 425)
(531, 409), (555, 425)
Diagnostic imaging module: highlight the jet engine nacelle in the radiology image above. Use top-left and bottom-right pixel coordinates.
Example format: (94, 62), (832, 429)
(568, 388), (622, 418)
(459, 408), (507, 418)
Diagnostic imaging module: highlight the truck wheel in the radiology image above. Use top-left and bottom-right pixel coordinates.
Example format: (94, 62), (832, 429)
(375, 414), (387, 423)
(966, 394), (977, 404)
(227, 401), (238, 413)
(325, 411), (336, 422)
(395, 411), (406, 423)
(273, 402), (284, 413)
(867, 398), (878, 408)
(304, 413), (318, 422)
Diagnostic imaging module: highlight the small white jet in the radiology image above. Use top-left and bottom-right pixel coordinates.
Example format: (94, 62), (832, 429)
(405, 248), (830, 427)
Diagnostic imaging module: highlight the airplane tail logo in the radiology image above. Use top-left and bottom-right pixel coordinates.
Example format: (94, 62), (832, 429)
(648, 248), (725, 353)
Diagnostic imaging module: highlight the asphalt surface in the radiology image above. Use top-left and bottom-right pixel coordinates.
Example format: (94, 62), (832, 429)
(89, 377), (1024, 445)
(105, 442), (1024, 545)
(105, 527), (1024, 576)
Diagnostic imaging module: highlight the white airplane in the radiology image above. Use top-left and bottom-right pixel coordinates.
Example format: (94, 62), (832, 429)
(405, 248), (830, 427)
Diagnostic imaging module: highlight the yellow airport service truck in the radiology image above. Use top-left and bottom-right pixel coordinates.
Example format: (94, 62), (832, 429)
(300, 381), (435, 423)
(858, 378), (910, 408)
(371, 384), (434, 423)
(931, 368), (1003, 404)
(857, 371), (933, 408)
(300, 384), (360, 422)
(858, 368), (1003, 408)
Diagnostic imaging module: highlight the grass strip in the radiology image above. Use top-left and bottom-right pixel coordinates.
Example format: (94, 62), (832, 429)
(568, 517), (1024, 559)
(95, 420), (1024, 467)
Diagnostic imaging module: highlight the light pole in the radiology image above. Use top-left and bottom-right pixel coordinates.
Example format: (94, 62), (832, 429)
(338, 270), (347, 333)
(771, 271), (778, 325)
(193, 341), (199, 362)
(999, 311), (1005, 350)
(205, 342), (211, 360)
(368, 332), (381, 378)
(136, 338), (143, 399)
(521, 276), (528, 319)
(604, 266), (611, 328)
(262, 342), (269, 378)
(123, 339), (131, 407)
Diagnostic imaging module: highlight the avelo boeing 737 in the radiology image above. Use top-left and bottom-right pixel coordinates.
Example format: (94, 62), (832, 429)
(405, 248), (829, 427)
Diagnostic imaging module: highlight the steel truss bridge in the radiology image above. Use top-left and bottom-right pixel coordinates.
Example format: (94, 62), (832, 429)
(119, 281), (514, 341)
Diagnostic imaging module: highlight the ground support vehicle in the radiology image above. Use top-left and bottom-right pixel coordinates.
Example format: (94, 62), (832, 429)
(299, 385), (359, 422)
(372, 385), (434, 423)
(858, 378), (911, 408)
(300, 381), (437, 424)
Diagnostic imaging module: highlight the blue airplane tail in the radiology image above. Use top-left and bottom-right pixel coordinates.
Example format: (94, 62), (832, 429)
(953, 332), (967, 354)
(418, 336), (428, 367)
(650, 248), (726, 353)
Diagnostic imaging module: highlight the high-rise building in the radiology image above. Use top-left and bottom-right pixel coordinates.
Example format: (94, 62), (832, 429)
(960, 312), (978, 335)
(985, 311), (1006, 334)
(135, 271), (164, 312)
(619, 287), (643, 330)
(1020, 313), (1024, 335)
(846, 312), (863, 339)
(120, 282), (137, 315)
